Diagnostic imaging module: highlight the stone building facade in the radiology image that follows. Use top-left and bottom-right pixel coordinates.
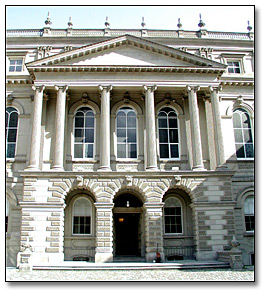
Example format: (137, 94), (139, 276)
(6, 15), (254, 268)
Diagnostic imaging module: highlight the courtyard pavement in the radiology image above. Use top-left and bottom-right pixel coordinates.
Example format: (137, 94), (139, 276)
(6, 267), (254, 281)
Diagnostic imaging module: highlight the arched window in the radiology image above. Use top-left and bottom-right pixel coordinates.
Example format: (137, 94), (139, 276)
(73, 198), (92, 235)
(164, 197), (183, 234)
(244, 196), (254, 232)
(74, 107), (95, 159)
(6, 107), (19, 158)
(233, 108), (254, 159)
(116, 107), (137, 159)
(158, 107), (179, 159)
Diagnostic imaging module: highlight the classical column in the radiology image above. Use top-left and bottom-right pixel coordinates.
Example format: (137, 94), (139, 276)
(143, 85), (158, 171)
(187, 86), (205, 170)
(27, 85), (45, 170)
(52, 85), (68, 170)
(94, 202), (114, 263)
(203, 97), (217, 170)
(98, 85), (112, 171)
(209, 86), (227, 168)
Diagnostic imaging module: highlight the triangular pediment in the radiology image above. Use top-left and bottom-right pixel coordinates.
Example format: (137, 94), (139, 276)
(26, 34), (226, 70)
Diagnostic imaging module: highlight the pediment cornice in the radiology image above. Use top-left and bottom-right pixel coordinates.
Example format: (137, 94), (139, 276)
(26, 34), (227, 71)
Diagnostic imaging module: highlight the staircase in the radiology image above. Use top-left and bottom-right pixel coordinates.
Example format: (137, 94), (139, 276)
(33, 260), (230, 270)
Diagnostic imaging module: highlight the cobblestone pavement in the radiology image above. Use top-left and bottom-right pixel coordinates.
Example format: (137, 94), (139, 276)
(6, 268), (254, 281)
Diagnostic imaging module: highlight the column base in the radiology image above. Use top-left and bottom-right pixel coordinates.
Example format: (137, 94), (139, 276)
(216, 164), (228, 170)
(146, 166), (159, 171)
(192, 165), (207, 171)
(52, 165), (64, 171)
(97, 166), (112, 172)
(25, 165), (40, 171)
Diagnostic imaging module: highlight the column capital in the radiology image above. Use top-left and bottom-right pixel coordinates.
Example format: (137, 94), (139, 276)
(32, 85), (45, 92)
(143, 85), (157, 93)
(209, 85), (222, 93)
(186, 85), (200, 93)
(98, 85), (112, 93)
(54, 85), (68, 92)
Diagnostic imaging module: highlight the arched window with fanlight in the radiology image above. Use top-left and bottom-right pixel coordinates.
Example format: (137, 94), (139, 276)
(116, 107), (137, 159)
(6, 107), (19, 159)
(164, 197), (183, 234)
(233, 108), (254, 159)
(74, 107), (95, 159)
(72, 197), (92, 235)
(158, 107), (179, 159)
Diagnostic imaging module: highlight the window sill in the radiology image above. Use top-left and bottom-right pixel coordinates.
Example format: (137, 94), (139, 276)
(243, 232), (254, 237)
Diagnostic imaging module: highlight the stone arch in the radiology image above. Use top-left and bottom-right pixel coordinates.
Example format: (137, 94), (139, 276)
(68, 99), (100, 115)
(225, 98), (254, 118)
(6, 187), (18, 206)
(236, 186), (254, 208)
(111, 99), (143, 116)
(6, 99), (25, 115)
(155, 101), (184, 116)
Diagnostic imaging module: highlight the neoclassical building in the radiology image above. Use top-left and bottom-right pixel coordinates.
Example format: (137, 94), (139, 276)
(6, 15), (254, 268)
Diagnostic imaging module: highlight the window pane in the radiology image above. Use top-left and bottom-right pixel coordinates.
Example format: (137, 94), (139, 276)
(7, 129), (17, 142)
(85, 128), (94, 143)
(158, 118), (167, 128)
(117, 129), (126, 143)
(85, 144), (93, 158)
(170, 144), (179, 158)
(117, 115), (126, 128)
(9, 112), (18, 127)
(74, 144), (83, 158)
(242, 113), (251, 129)
(9, 66), (15, 72)
(233, 113), (241, 128)
(117, 144), (126, 158)
(169, 129), (178, 143)
(15, 66), (22, 72)
(10, 60), (15, 65)
(128, 143), (137, 158)
(85, 116), (94, 127)
(159, 129), (168, 143)
(244, 129), (253, 143)
(236, 144), (245, 158)
(74, 129), (84, 143)
(75, 117), (84, 127)
(160, 144), (169, 158)
(245, 144), (254, 158)
(127, 112), (136, 128)
(127, 129), (136, 143)
(169, 118), (177, 128)
(234, 129), (243, 143)
(6, 144), (16, 158)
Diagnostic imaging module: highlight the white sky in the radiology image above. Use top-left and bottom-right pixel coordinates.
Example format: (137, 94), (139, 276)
(6, 4), (254, 32)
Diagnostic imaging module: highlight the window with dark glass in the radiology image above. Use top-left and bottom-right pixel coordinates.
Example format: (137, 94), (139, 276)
(9, 59), (23, 72)
(164, 197), (183, 234)
(227, 61), (241, 73)
(6, 107), (19, 158)
(244, 196), (254, 232)
(158, 107), (179, 159)
(116, 107), (137, 159)
(233, 108), (254, 158)
(74, 107), (95, 159)
(73, 198), (91, 235)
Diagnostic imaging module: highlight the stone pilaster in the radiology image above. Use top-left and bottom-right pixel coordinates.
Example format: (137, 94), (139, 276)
(143, 202), (164, 262)
(187, 86), (205, 170)
(27, 85), (45, 170)
(98, 85), (112, 171)
(52, 85), (68, 170)
(94, 202), (114, 263)
(209, 86), (227, 169)
(143, 85), (158, 171)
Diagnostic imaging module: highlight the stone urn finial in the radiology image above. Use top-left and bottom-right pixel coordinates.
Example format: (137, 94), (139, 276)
(177, 18), (182, 30)
(198, 13), (205, 28)
(45, 12), (52, 26)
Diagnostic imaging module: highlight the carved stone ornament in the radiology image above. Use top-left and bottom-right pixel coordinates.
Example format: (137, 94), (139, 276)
(125, 175), (133, 187)
(81, 92), (89, 103)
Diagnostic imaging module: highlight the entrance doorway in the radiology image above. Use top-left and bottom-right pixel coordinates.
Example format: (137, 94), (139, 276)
(114, 213), (140, 256)
(113, 193), (143, 257)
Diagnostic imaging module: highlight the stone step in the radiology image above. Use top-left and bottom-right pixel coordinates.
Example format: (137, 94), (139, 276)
(33, 260), (230, 270)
